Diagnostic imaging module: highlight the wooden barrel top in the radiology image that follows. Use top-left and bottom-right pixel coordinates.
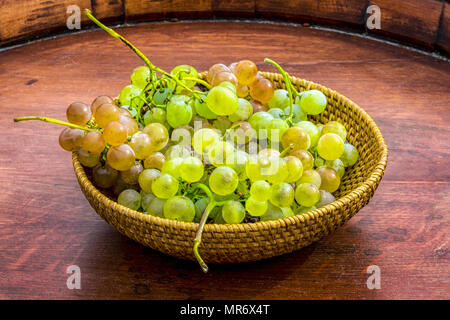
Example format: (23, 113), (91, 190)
(1, 21), (449, 299)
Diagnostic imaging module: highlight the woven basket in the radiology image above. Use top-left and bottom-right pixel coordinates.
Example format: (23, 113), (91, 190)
(73, 72), (388, 264)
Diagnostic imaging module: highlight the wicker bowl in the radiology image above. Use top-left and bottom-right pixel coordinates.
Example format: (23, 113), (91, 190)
(73, 72), (388, 264)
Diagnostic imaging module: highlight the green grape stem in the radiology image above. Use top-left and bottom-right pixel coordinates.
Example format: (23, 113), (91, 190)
(280, 144), (294, 158)
(84, 9), (200, 99)
(183, 77), (212, 89)
(14, 116), (97, 131)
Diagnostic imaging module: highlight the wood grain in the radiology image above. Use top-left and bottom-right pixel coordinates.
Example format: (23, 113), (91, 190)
(91, 0), (124, 23)
(0, 21), (449, 299)
(368, 0), (443, 49)
(437, 2), (450, 55)
(212, 0), (255, 17)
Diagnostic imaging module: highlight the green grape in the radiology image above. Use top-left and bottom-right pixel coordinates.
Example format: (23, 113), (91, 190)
(120, 161), (143, 185)
(250, 180), (271, 201)
(316, 166), (340, 193)
(284, 104), (307, 123)
(250, 77), (275, 103)
(236, 84), (249, 98)
(294, 121), (320, 147)
(91, 95), (113, 114)
(141, 192), (155, 211)
(259, 148), (280, 158)
(260, 202), (283, 221)
(142, 122), (169, 152)
(118, 84), (143, 108)
(119, 114), (139, 136)
(281, 206), (294, 217)
(268, 89), (289, 109)
(143, 108), (166, 125)
(212, 116), (232, 134)
(171, 126), (193, 146)
(194, 197), (209, 223)
(207, 141), (235, 167)
(138, 168), (161, 194)
(233, 60), (258, 85)
(179, 156), (204, 182)
(163, 196), (195, 222)
(209, 166), (238, 196)
(129, 132), (153, 160)
(295, 183), (320, 207)
(117, 189), (141, 210)
(152, 88), (172, 106)
(194, 94), (217, 120)
(281, 127), (310, 151)
(266, 119), (289, 142)
(130, 66), (150, 89)
(107, 144), (135, 171)
(78, 148), (100, 168)
(192, 128), (221, 155)
(267, 108), (285, 119)
(221, 200), (246, 224)
(297, 169), (321, 188)
(269, 182), (294, 207)
(218, 81), (237, 95)
(147, 198), (166, 217)
(151, 173), (179, 199)
(325, 159), (345, 178)
(294, 205), (317, 215)
(314, 156), (325, 168)
(144, 152), (165, 170)
(228, 150), (249, 174)
(214, 208), (227, 224)
(66, 102), (91, 125)
(93, 164), (118, 188)
(227, 121), (256, 145)
(245, 155), (263, 182)
(316, 190), (336, 208)
(245, 196), (268, 217)
(299, 89), (327, 115)
(340, 142), (359, 167)
(322, 121), (347, 141)
(103, 121), (127, 147)
(290, 149), (314, 170)
(59, 128), (85, 152)
(317, 133), (345, 160)
(161, 157), (183, 179)
(262, 156), (289, 184)
(170, 65), (198, 89)
(166, 95), (193, 128)
(211, 72), (238, 88)
(164, 144), (191, 160)
(284, 156), (304, 183)
(228, 98), (253, 122)
(248, 111), (274, 140)
(206, 86), (239, 116)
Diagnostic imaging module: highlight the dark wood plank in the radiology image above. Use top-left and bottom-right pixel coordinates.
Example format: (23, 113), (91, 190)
(212, 0), (255, 17)
(1, 21), (449, 299)
(436, 2), (450, 55)
(367, 0), (443, 49)
(92, 0), (124, 23)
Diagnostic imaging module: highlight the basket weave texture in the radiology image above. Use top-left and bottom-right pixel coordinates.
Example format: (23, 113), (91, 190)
(73, 72), (388, 264)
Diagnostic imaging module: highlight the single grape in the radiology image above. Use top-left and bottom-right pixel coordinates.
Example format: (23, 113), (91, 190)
(260, 202), (283, 221)
(250, 180), (271, 201)
(164, 144), (191, 160)
(144, 152), (165, 170)
(207, 141), (235, 167)
(228, 98), (253, 122)
(340, 142), (359, 167)
(245, 155), (263, 182)
(194, 197), (209, 222)
(316, 166), (340, 193)
(77, 148), (100, 167)
(192, 128), (221, 155)
(166, 95), (193, 128)
(161, 157), (183, 178)
(262, 156), (289, 184)
(281, 206), (294, 217)
(245, 196), (268, 217)
(228, 62), (237, 73)
(290, 149), (314, 170)
(120, 161), (143, 185)
(249, 100), (268, 113)
(94, 103), (120, 128)
(322, 121), (347, 141)
(206, 86), (239, 116)
(147, 198), (166, 217)
(284, 104), (307, 123)
(130, 66), (150, 89)
(250, 77), (275, 103)
(281, 127), (311, 150)
(59, 128), (85, 151)
(141, 191), (156, 211)
(212, 116), (233, 134)
(142, 122), (169, 152)
(179, 156), (204, 182)
(295, 183), (320, 207)
(143, 107), (167, 125)
(325, 159), (345, 178)
(233, 60), (258, 85)
(297, 169), (321, 188)
(207, 63), (231, 84)
(299, 90), (327, 115)
(152, 173), (179, 199)
(284, 156), (304, 183)
(129, 132), (153, 160)
(103, 121), (127, 146)
(163, 196), (195, 222)
(269, 182), (294, 207)
(91, 95), (113, 114)
(67, 102), (91, 125)
(236, 84), (249, 98)
(209, 166), (238, 196)
(119, 114), (139, 136)
(118, 84), (143, 108)
(170, 65), (198, 89)
(107, 144), (135, 171)
(211, 71), (238, 87)
(82, 131), (105, 155)
(316, 190), (336, 207)
(227, 150), (249, 174)
(317, 133), (345, 160)
(138, 168), (161, 194)
(268, 89), (290, 109)
(267, 118), (289, 142)
(220, 200), (245, 224)
(194, 94), (217, 120)
(267, 108), (285, 119)
(93, 164), (118, 188)
(117, 189), (141, 210)
(294, 121), (320, 147)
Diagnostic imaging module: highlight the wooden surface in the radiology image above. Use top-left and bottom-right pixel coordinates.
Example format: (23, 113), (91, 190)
(1, 21), (449, 300)
(0, 0), (449, 55)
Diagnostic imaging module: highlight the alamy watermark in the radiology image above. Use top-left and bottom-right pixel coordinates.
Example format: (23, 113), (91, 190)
(66, 265), (81, 289)
(366, 5), (381, 30)
(66, 5), (81, 30)
(366, 265), (381, 290)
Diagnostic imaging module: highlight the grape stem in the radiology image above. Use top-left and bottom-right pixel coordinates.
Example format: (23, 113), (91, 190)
(14, 116), (97, 131)
(280, 145), (294, 157)
(183, 77), (212, 90)
(84, 9), (200, 99)
(191, 183), (227, 273)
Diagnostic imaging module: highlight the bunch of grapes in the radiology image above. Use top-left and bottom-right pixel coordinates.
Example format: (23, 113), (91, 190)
(14, 10), (360, 272)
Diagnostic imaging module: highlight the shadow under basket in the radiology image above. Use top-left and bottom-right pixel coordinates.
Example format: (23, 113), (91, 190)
(72, 72), (388, 264)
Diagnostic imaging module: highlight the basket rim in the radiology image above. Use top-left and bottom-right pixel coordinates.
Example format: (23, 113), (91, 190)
(73, 71), (388, 233)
